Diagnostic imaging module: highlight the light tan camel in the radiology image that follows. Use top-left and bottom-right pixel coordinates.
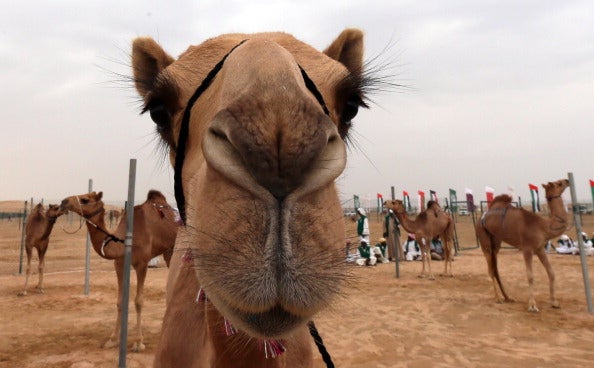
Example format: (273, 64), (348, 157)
(59, 190), (178, 351)
(384, 199), (454, 279)
(131, 29), (377, 367)
(475, 179), (570, 312)
(18, 203), (64, 296)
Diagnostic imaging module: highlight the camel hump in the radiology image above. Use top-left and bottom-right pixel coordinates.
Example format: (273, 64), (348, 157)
(492, 194), (512, 204)
(427, 200), (440, 209)
(146, 190), (166, 202)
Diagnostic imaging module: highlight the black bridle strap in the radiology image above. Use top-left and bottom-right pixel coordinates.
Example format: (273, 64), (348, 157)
(299, 65), (330, 116)
(308, 321), (334, 368)
(174, 40), (248, 225)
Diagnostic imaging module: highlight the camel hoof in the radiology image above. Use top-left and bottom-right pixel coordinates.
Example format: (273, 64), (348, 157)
(36, 288), (44, 294)
(103, 339), (118, 349)
(17, 291), (27, 297)
(551, 301), (561, 309)
(429, 275), (435, 281)
(417, 274), (425, 279)
(528, 305), (540, 313)
(132, 342), (146, 352)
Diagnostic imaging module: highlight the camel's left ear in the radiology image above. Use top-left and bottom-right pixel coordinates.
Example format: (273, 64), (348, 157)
(324, 28), (364, 77)
(132, 37), (175, 99)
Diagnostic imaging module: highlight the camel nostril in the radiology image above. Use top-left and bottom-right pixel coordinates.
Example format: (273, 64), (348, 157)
(209, 127), (228, 141)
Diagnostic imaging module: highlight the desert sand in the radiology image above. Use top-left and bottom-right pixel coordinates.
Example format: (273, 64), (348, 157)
(1, 202), (593, 367)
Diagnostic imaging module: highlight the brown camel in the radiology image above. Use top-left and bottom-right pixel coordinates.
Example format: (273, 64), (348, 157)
(59, 190), (178, 351)
(384, 199), (454, 279)
(131, 29), (379, 367)
(475, 179), (570, 312)
(18, 203), (64, 296)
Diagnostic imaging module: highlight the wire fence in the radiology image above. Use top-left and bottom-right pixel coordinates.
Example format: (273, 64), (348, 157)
(0, 213), (121, 277)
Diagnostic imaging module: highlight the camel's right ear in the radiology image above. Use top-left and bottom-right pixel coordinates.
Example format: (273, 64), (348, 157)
(96, 192), (103, 201)
(132, 37), (175, 98)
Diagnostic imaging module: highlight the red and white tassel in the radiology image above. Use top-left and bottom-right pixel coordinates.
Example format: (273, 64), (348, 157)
(223, 318), (237, 336)
(262, 339), (286, 359)
(195, 287), (208, 303)
(182, 248), (193, 263)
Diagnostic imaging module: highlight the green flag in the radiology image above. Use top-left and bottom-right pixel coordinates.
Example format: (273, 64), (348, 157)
(449, 189), (457, 212)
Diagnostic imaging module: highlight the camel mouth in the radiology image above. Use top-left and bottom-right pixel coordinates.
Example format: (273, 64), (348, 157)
(230, 304), (304, 338)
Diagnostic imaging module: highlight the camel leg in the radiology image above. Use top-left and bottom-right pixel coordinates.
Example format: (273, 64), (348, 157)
(535, 247), (560, 309)
(104, 260), (124, 349)
(18, 246), (33, 296)
(419, 237), (434, 280)
(478, 229), (511, 303)
(522, 250), (539, 312)
(132, 264), (147, 352)
(36, 247), (47, 294)
(163, 248), (173, 268)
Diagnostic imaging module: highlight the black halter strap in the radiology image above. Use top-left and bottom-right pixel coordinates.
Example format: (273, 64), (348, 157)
(174, 39), (248, 225)
(173, 40), (329, 225)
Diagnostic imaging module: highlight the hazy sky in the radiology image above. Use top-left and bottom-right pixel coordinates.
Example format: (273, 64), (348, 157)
(1, 0), (593, 207)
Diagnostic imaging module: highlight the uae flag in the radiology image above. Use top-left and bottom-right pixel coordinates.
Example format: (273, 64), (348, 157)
(485, 186), (495, 208)
(465, 188), (475, 212)
(403, 191), (411, 211)
(529, 184), (540, 212)
(430, 190), (439, 204)
(590, 179), (594, 209)
(377, 193), (384, 213)
(418, 190), (425, 211)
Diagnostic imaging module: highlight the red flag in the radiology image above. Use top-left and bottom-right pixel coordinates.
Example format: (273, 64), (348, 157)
(418, 190), (425, 211)
(590, 179), (594, 187)
(485, 186), (495, 208)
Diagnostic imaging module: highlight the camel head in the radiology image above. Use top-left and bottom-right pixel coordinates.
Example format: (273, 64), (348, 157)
(46, 204), (65, 220)
(132, 30), (369, 338)
(60, 191), (105, 218)
(542, 179), (569, 200)
(384, 199), (405, 214)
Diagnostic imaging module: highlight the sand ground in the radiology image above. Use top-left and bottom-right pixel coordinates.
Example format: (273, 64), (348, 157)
(1, 204), (593, 367)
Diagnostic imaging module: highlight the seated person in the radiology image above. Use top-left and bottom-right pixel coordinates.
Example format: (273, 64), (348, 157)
(577, 232), (594, 256)
(356, 241), (377, 266)
(430, 238), (444, 261)
(402, 234), (421, 261)
(372, 237), (389, 263)
(556, 234), (576, 255)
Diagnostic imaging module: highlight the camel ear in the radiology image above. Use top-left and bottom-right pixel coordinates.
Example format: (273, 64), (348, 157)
(324, 28), (364, 77)
(96, 191), (103, 201)
(132, 37), (175, 98)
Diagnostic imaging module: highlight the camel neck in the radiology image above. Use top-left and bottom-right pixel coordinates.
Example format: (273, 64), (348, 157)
(83, 210), (125, 260)
(394, 211), (417, 234)
(545, 196), (568, 237)
(40, 217), (58, 241)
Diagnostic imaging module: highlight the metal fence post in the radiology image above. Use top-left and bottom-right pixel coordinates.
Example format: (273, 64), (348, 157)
(84, 179), (93, 295)
(119, 159), (136, 367)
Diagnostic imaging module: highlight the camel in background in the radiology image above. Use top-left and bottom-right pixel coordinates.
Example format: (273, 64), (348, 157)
(18, 203), (64, 296)
(476, 179), (570, 312)
(384, 199), (454, 279)
(131, 28), (377, 367)
(60, 190), (178, 351)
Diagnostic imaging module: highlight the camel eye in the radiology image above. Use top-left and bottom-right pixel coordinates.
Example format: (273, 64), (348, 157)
(148, 102), (171, 132)
(342, 95), (361, 123)
(80, 198), (89, 205)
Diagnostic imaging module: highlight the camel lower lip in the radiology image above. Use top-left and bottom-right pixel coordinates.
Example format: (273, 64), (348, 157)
(233, 305), (304, 338)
